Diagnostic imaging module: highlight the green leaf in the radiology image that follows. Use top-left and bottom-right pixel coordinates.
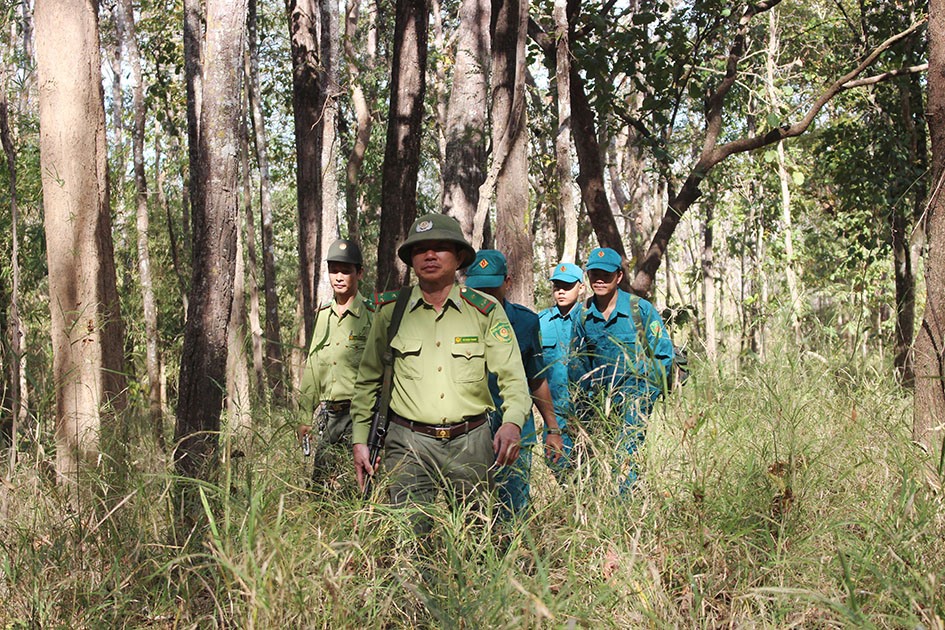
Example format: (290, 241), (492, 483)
(766, 112), (780, 128)
(763, 150), (777, 164)
(792, 171), (805, 186)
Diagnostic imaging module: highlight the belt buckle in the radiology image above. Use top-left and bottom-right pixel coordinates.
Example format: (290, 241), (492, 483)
(435, 427), (450, 439)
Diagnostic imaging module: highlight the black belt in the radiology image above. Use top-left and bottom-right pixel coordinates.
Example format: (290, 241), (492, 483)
(325, 400), (351, 412)
(389, 412), (487, 440)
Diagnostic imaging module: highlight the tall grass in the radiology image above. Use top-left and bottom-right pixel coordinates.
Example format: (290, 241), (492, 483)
(0, 339), (942, 628)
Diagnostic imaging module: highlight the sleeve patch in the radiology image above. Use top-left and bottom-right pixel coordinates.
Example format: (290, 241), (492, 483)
(491, 321), (514, 343)
(649, 320), (661, 337)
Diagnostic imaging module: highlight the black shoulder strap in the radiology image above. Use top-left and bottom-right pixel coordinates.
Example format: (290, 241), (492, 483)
(375, 287), (412, 423)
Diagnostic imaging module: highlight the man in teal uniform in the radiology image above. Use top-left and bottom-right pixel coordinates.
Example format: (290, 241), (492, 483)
(464, 249), (564, 519)
(351, 214), (531, 531)
(568, 247), (674, 492)
(537, 262), (584, 479)
(297, 239), (374, 487)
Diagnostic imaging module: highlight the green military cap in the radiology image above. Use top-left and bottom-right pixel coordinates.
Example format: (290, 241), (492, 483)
(397, 213), (476, 269)
(326, 239), (363, 266)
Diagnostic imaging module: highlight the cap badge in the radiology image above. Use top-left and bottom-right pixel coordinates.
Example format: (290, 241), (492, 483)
(559, 265), (566, 272)
(597, 250), (605, 257)
(479, 259), (489, 269)
(417, 220), (433, 232)
(339, 243), (347, 250)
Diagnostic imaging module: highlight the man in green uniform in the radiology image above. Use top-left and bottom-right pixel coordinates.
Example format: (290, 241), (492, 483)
(351, 214), (531, 529)
(298, 238), (374, 486)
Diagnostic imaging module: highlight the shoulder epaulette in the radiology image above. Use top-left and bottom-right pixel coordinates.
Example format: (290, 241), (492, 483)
(317, 302), (332, 311)
(461, 287), (496, 315)
(362, 295), (376, 312)
(373, 290), (401, 308)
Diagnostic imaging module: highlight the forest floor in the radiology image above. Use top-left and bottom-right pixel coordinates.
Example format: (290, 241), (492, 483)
(0, 337), (943, 628)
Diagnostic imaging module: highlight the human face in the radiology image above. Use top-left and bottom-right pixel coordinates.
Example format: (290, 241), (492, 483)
(327, 261), (362, 300)
(587, 268), (622, 299)
(551, 280), (582, 310)
(410, 240), (461, 287)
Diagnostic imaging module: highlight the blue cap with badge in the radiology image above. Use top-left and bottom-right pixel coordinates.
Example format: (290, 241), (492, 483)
(464, 249), (508, 289)
(549, 262), (583, 283)
(584, 247), (623, 272)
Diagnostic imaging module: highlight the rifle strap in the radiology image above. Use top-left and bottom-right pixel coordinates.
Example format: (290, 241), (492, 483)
(376, 286), (412, 416)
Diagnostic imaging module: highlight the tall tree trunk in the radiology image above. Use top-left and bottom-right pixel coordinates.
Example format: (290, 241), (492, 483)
(287, 0), (323, 345)
(490, 0), (533, 307)
(376, 0), (428, 290)
(119, 0), (164, 448)
(226, 176), (252, 448)
(343, 0), (377, 242)
(441, 0), (490, 243)
(247, 0), (285, 401)
(174, 0), (247, 481)
(240, 105), (266, 398)
(702, 203), (717, 360)
(914, 0), (945, 470)
(317, 0), (341, 306)
(0, 80), (24, 471)
(552, 0), (577, 264)
(35, 0), (127, 480)
(183, 0), (202, 251)
(431, 0), (448, 183)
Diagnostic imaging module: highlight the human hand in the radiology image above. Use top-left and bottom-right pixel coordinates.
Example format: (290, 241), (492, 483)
(353, 443), (376, 491)
(493, 423), (521, 466)
(544, 432), (564, 463)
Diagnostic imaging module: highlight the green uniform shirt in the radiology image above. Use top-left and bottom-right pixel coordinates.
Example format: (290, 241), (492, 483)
(351, 284), (531, 445)
(298, 292), (374, 416)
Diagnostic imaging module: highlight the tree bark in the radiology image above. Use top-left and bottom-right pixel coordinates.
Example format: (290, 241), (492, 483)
(552, 0), (577, 264)
(441, 0), (490, 243)
(35, 0), (127, 479)
(914, 0), (945, 470)
(174, 0), (247, 481)
(317, 0), (341, 307)
(287, 0), (323, 345)
(240, 104), (266, 399)
(183, 0), (202, 251)
(343, 0), (377, 242)
(119, 0), (164, 447)
(247, 0), (286, 401)
(377, 0), (428, 290)
(0, 78), (25, 470)
(490, 0), (533, 307)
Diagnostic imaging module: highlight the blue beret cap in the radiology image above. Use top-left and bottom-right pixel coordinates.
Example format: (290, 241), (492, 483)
(585, 247), (623, 272)
(464, 249), (508, 289)
(549, 262), (583, 283)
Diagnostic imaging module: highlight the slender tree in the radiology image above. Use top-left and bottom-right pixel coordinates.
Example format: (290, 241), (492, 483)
(376, 0), (428, 289)
(35, 0), (127, 479)
(915, 0), (945, 470)
(174, 0), (248, 481)
(442, 0), (491, 244)
(286, 0), (323, 345)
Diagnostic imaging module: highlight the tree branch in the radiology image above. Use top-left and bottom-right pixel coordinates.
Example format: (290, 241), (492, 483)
(841, 63), (928, 90)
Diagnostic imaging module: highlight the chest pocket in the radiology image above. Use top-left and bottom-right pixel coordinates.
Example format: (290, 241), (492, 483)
(391, 336), (423, 380)
(450, 341), (486, 383)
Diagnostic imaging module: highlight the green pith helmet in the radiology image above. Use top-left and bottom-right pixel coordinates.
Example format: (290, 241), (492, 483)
(397, 213), (476, 269)
(326, 239), (363, 266)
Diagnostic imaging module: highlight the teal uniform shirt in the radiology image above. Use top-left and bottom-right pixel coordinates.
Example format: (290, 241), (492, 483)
(487, 300), (545, 446)
(538, 302), (583, 421)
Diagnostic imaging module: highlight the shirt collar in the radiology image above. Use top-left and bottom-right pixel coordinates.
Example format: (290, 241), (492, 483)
(586, 289), (631, 320)
(333, 292), (366, 318)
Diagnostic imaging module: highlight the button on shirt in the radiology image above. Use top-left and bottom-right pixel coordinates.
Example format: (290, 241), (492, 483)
(351, 284), (531, 445)
(487, 300), (546, 446)
(538, 303), (582, 418)
(298, 293), (373, 416)
(568, 290), (674, 397)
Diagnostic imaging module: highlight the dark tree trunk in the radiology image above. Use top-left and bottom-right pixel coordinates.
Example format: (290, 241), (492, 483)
(174, 0), (247, 481)
(376, 0), (428, 290)
(287, 0), (323, 345)
(247, 0), (286, 400)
